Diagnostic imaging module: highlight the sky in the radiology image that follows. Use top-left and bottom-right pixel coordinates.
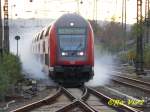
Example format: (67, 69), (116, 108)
(6, 0), (146, 24)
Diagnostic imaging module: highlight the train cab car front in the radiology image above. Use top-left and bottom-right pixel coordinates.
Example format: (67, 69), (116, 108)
(49, 14), (94, 85)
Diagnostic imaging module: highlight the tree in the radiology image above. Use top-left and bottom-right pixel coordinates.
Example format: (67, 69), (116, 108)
(100, 21), (125, 52)
(0, 53), (23, 101)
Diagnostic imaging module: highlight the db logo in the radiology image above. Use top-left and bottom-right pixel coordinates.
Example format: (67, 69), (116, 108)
(70, 61), (75, 64)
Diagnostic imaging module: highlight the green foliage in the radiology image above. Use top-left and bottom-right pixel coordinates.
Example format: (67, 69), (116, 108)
(130, 23), (138, 38)
(118, 44), (150, 68)
(100, 22), (125, 53)
(0, 53), (22, 99)
(118, 48), (136, 63)
(89, 20), (102, 36)
(118, 51), (128, 63)
(130, 23), (144, 38)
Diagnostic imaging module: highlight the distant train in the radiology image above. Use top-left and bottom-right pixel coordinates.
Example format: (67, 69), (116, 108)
(32, 13), (94, 85)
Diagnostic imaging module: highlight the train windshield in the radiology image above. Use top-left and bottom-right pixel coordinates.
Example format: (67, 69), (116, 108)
(58, 28), (86, 51)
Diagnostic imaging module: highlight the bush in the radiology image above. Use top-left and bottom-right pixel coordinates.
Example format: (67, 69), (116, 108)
(118, 44), (150, 68)
(0, 53), (23, 100)
(118, 51), (128, 63)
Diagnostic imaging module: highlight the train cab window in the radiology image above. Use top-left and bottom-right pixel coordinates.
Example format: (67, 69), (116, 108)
(57, 28), (87, 51)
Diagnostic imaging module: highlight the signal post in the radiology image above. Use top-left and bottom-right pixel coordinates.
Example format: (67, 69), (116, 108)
(3, 0), (9, 53)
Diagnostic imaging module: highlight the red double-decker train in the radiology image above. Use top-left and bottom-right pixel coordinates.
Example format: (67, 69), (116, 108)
(32, 13), (94, 85)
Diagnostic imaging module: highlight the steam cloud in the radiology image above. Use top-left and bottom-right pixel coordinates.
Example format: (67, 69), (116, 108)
(9, 19), (54, 83)
(86, 46), (115, 86)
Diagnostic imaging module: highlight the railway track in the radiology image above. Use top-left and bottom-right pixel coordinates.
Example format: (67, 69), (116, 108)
(11, 86), (140, 112)
(111, 73), (150, 93)
(109, 65), (150, 75)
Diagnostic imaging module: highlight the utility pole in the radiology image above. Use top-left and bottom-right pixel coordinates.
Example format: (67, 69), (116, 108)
(0, 0), (3, 57)
(95, 0), (98, 25)
(3, 0), (9, 53)
(76, 0), (83, 15)
(124, 0), (127, 47)
(122, 0), (124, 30)
(122, 0), (127, 51)
(136, 0), (145, 75)
(76, 0), (80, 14)
(93, 0), (95, 21)
(145, 0), (150, 43)
(92, 0), (98, 33)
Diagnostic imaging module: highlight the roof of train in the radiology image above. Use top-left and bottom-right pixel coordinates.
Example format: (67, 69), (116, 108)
(33, 13), (88, 43)
(55, 13), (88, 27)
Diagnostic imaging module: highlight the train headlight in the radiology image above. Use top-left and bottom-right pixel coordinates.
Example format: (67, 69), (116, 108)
(61, 52), (68, 56)
(77, 52), (84, 56)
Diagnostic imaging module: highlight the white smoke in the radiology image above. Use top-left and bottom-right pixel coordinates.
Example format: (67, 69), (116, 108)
(86, 46), (115, 86)
(9, 19), (53, 80)
(19, 35), (48, 79)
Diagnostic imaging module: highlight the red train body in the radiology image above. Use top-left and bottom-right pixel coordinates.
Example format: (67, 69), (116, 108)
(32, 14), (94, 85)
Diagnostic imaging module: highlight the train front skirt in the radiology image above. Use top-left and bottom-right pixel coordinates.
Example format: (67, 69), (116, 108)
(49, 65), (94, 86)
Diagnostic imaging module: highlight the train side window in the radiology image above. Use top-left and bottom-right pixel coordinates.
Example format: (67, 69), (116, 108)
(32, 46), (34, 52)
(36, 45), (37, 52)
(38, 44), (40, 52)
(45, 54), (49, 65)
(45, 26), (51, 36)
(40, 31), (44, 39)
(37, 44), (38, 52)
(43, 41), (45, 53)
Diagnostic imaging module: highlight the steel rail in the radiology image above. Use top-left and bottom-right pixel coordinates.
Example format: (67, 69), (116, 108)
(60, 87), (98, 112)
(111, 78), (150, 93)
(62, 87), (98, 112)
(11, 85), (141, 112)
(55, 100), (96, 112)
(112, 74), (150, 86)
(61, 87), (76, 101)
(11, 87), (62, 112)
(87, 87), (141, 112)
(79, 87), (98, 112)
(81, 86), (89, 101)
(11, 87), (92, 112)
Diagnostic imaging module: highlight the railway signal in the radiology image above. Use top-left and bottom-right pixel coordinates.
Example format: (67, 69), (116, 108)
(15, 36), (20, 56)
